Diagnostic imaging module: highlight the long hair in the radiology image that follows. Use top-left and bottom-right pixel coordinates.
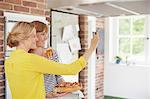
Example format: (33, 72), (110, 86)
(7, 21), (35, 48)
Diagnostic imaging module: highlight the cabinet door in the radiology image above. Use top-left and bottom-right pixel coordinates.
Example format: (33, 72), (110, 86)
(58, 93), (79, 99)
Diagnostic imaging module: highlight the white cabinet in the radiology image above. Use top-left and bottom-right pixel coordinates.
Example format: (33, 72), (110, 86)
(49, 93), (80, 99)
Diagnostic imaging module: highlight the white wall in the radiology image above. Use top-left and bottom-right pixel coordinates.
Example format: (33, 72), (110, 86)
(87, 16), (96, 99)
(104, 18), (150, 99)
(104, 64), (150, 99)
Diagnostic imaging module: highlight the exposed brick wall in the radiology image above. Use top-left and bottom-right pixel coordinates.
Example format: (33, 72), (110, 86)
(96, 18), (105, 99)
(0, 16), (5, 99)
(79, 16), (105, 99)
(0, 0), (50, 98)
(79, 15), (88, 99)
(0, 0), (49, 17)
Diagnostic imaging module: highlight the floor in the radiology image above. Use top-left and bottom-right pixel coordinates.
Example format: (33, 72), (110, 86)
(104, 96), (125, 99)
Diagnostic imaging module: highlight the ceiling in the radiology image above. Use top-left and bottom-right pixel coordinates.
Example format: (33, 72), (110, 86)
(46, 0), (150, 17)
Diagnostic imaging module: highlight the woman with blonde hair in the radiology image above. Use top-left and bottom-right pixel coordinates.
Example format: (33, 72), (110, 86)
(31, 21), (67, 98)
(5, 21), (99, 99)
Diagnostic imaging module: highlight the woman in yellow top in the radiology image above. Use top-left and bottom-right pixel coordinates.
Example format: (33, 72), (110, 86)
(5, 21), (99, 99)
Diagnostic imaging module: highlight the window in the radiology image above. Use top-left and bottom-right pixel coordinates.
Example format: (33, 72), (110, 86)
(108, 15), (150, 65)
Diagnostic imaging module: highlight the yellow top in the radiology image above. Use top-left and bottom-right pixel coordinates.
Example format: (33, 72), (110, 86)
(5, 49), (86, 99)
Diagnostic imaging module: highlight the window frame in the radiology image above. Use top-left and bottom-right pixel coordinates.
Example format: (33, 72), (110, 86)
(108, 15), (150, 66)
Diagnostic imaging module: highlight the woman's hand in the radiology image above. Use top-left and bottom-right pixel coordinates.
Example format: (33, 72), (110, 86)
(89, 33), (99, 51)
(46, 92), (68, 98)
(55, 92), (68, 97)
(46, 92), (56, 98)
(83, 33), (99, 61)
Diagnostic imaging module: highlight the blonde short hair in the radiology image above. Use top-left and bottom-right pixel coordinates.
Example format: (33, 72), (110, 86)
(7, 21), (35, 48)
(31, 21), (48, 33)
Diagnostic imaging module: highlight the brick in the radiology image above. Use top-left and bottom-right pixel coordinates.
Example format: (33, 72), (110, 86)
(0, 67), (3, 72)
(80, 40), (88, 44)
(80, 37), (88, 41)
(0, 87), (4, 93)
(80, 25), (88, 31)
(5, 0), (21, 5)
(79, 75), (88, 79)
(0, 10), (3, 16)
(79, 34), (88, 39)
(79, 32), (88, 36)
(0, 40), (3, 45)
(0, 80), (4, 86)
(79, 15), (88, 20)
(79, 20), (88, 23)
(31, 8), (44, 15)
(37, 3), (45, 9)
(0, 74), (4, 80)
(0, 31), (4, 38)
(35, 0), (45, 3)
(79, 22), (88, 25)
(0, 67), (4, 72)
(79, 71), (87, 76)
(23, 1), (37, 8)
(79, 47), (88, 51)
(0, 25), (3, 31)
(95, 18), (104, 98)
(0, 96), (5, 99)
(0, 53), (3, 58)
(0, 46), (3, 52)
(0, 2), (12, 10)
(14, 6), (29, 13)
(0, 18), (4, 23)
(45, 10), (50, 16)
(81, 44), (88, 48)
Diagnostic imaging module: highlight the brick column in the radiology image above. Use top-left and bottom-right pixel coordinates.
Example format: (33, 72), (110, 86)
(79, 16), (105, 99)
(95, 18), (105, 99)
(0, 13), (5, 98)
(79, 15), (88, 99)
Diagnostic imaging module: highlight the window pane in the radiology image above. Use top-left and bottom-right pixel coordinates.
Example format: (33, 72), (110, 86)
(119, 38), (130, 55)
(132, 38), (144, 55)
(119, 19), (130, 35)
(132, 17), (145, 35)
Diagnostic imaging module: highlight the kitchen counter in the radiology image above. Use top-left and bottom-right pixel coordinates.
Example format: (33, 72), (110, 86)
(48, 91), (84, 99)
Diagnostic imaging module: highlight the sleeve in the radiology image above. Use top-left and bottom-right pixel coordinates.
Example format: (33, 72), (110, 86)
(26, 53), (87, 75)
(55, 75), (64, 84)
(51, 49), (64, 83)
